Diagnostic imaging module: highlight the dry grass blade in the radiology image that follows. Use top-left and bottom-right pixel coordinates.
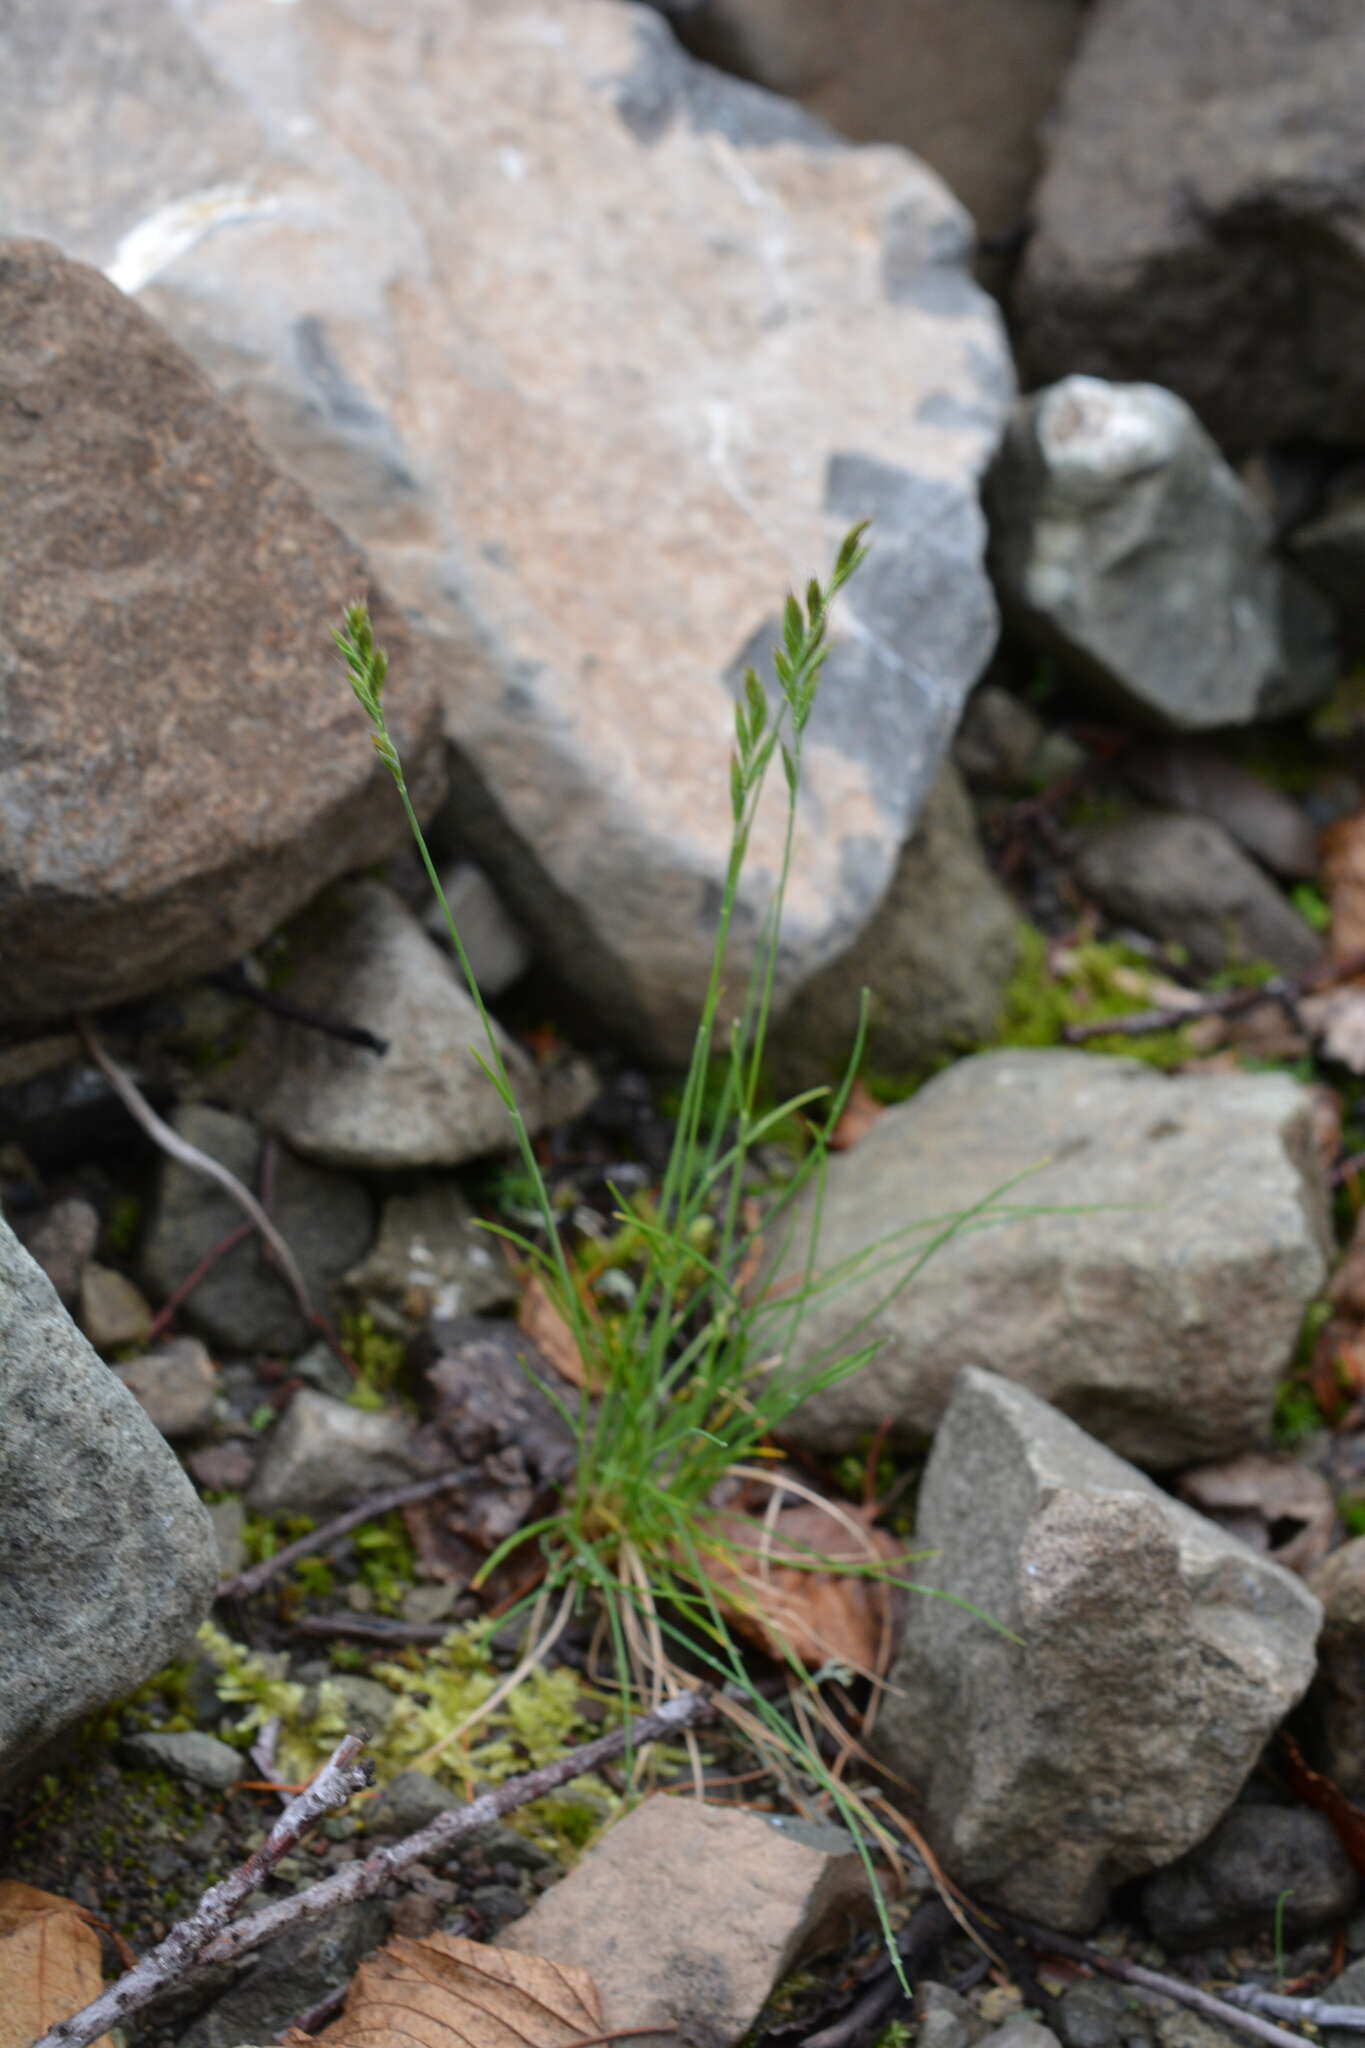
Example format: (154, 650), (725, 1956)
(318, 1932), (602, 2048)
(0, 1884), (114, 2048)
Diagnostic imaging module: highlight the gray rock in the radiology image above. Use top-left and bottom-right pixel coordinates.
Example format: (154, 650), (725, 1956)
(773, 1049), (1330, 1469)
(2, 0), (1013, 1065)
(1307, 1538), (1365, 1801)
(1056, 1980), (1153, 2048)
(79, 1263), (154, 1352)
(344, 1180), (514, 1330)
(772, 763), (1021, 1086)
(119, 1729), (244, 1793)
(1324, 1960), (1365, 2048)
(140, 1106), (374, 1355)
(247, 1389), (418, 1518)
(984, 2025), (1062, 2048)
(954, 687), (1051, 793)
(1293, 473), (1365, 660)
(1119, 744), (1320, 883)
(1141, 1805), (1359, 1950)
(0, 238), (443, 1026)
(117, 1337), (218, 1440)
(986, 377), (1337, 732)
(424, 862), (532, 998)
(0, 1214), (217, 1798)
(498, 1796), (870, 2047)
(919, 1984), (992, 2048)
(216, 880), (541, 1171)
(669, 0), (1087, 244)
(16, 1196), (99, 1308)
(177, 1901), (388, 2048)
(1072, 813), (1323, 978)
(209, 1497), (246, 1578)
(873, 1369), (1322, 1931)
(1015, 0), (1365, 450)
(365, 1769), (459, 1837)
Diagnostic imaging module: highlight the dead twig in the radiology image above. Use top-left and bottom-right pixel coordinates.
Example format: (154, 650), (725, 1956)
(33, 1735), (374, 2048)
(145, 1219), (253, 1344)
(1062, 945), (1365, 1047)
(1223, 1986), (1365, 2029)
(76, 1015), (318, 1326)
(217, 1467), (476, 1601)
(982, 1907), (1314, 2048)
(800, 1898), (952, 2048)
(197, 1690), (712, 1968)
(291, 1612), (454, 1646)
(207, 962), (389, 1055)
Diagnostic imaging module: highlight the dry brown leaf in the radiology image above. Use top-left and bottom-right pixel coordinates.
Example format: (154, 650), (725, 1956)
(0, 1882), (114, 2048)
(697, 1492), (904, 1677)
(827, 1079), (885, 1152)
(1176, 1452), (1335, 1576)
(1323, 811), (1365, 960)
(318, 1931), (601, 2048)
(517, 1275), (590, 1391)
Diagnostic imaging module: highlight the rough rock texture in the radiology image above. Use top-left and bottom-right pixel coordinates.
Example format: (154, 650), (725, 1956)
(1014, 0), (1365, 451)
(1119, 743), (1320, 882)
(343, 1182), (515, 1328)
(1140, 1806), (1359, 1950)
(139, 1107), (374, 1355)
(0, 238), (443, 1025)
(986, 378), (1337, 731)
(774, 1049), (1330, 1469)
(1307, 1537), (1365, 1800)
(874, 1370), (1323, 1930)
(2, 0), (1013, 1062)
(216, 880), (541, 1170)
(771, 763), (1019, 1086)
(666, 0), (1086, 240)
(498, 1798), (868, 2048)
(0, 1214), (217, 1798)
(15, 1196), (99, 1309)
(1072, 813), (1324, 978)
(176, 1903), (389, 2048)
(119, 1730), (244, 1793)
(246, 1389), (419, 1518)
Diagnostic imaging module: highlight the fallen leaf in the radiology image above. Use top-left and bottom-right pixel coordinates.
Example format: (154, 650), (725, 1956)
(318, 1931), (601, 2048)
(0, 1882), (114, 2048)
(1309, 1314), (1365, 1422)
(828, 1080), (884, 1152)
(1281, 1734), (1365, 1878)
(517, 1276), (591, 1391)
(697, 1488), (905, 1677)
(1322, 812), (1365, 960)
(1176, 1453), (1335, 1576)
(1301, 984), (1365, 1073)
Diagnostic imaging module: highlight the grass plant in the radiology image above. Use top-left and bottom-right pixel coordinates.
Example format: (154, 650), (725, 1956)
(335, 527), (1007, 1958)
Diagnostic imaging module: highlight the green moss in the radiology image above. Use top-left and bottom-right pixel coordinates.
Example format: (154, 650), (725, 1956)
(339, 1310), (408, 1410)
(991, 925), (1195, 1070)
(352, 1513), (416, 1614)
(104, 1194), (143, 1256)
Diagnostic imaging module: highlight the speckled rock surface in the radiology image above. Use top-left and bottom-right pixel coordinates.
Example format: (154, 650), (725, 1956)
(0, 1214), (217, 1798)
(3, 0), (1013, 1060)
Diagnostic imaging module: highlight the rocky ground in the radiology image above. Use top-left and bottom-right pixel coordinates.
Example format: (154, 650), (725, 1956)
(8, 6), (1365, 2048)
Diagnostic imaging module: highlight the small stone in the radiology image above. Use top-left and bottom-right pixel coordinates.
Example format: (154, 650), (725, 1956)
(365, 1770), (459, 1837)
(983, 2023), (1062, 2048)
(498, 1798), (870, 2044)
(185, 1440), (256, 1494)
(17, 1196), (99, 1308)
(920, 1983), (992, 2048)
(1141, 1804), (1360, 1948)
(1306, 1538), (1365, 1800)
(401, 1582), (459, 1626)
(345, 1181), (515, 1329)
(208, 1497), (246, 1578)
(389, 1892), (442, 1940)
(79, 1262), (154, 1352)
(1056, 1979), (1153, 2048)
(246, 1390), (418, 1518)
(424, 861), (532, 996)
(117, 1337), (218, 1440)
(119, 1729), (244, 1793)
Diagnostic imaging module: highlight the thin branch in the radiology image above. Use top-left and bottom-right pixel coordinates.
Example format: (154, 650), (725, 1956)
(1223, 1987), (1365, 2030)
(145, 1219), (252, 1344)
(217, 1467), (476, 1600)
(983, 1909), (1314, 2048)
(196, 1691), (712, 1970)
(76, 1015), (317, 1325)
(33, 1736), (374, 2048)
(290, 1612), (454, 1646)
(207, 963), (389, 1055)
(1062, 945), (1365, 1047)
(800, 1899), (952, 2048)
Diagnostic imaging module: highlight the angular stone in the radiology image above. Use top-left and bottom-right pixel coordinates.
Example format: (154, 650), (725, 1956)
(669, 0), (1087, 243)
(1015, 0), (1365, 450)
(117, 1336), (218, 1441)
(423, 863), (532, 999)
(772, 763), (1020, 1086)
(874, 1369), (1322, 1930)
(0, 1214), (217, 1797)
(344, 1181), (514, 1329)
(1140, 1806), (1359, 1950)
(0, 238), (443, 1025)
(1072, 812), (1323, 979)
(78, 1262), (154, 1352)
(247, 1389), (418, 1518)
(16, 1196), (99, 1309)
(986, 377), (1336, 732)
(1119, 743), (1320, 883)
(120, 1729), (244, 1793)
(1307, 1537), (1365, 1801)
(3, 0), (1013, 1063)
(217, 880), (541, 1170)
(498, 1797), (869, 2048)
(773, 1049), (1330, 1469)
(139, 1106), (374, 1356)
